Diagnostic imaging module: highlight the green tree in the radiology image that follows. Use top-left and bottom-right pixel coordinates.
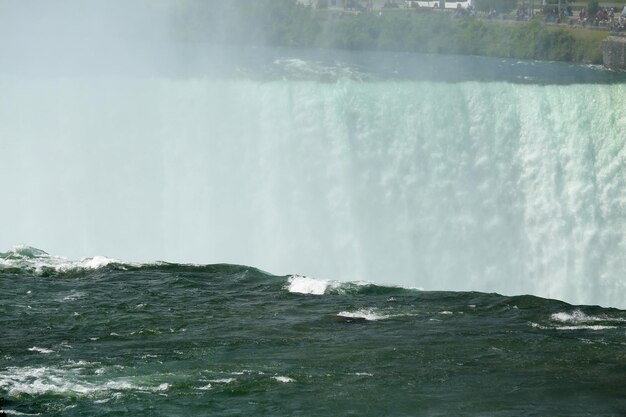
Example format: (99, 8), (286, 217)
(473, 0), (518, 13)
(587, 0), (599, 17)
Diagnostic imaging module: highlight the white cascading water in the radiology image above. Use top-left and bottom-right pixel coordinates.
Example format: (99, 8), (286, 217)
(1, 76), (625, 308)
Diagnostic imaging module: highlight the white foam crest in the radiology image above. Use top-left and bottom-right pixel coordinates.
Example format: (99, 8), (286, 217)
(272, 376), (294, 383)
(93, 398), (112, 404)
(551, 310), (594, 323)
(287, 275), (330, 295)
(0, 246), (121, 274)
(286, 275), (397, 296)
(0, 367), (97, 396)
(61, 291), (87, 302)
(554, 325), (617, 331)
(78, 256), (116, 270)
(550, 309), (626, 324)
(28, 347), (54, 354)
(0, 366), (169, 397)
(209, 378), (235, 384)
(337, 308), (389, 321)
(529, 322), (616, 331)
(1, 411), (42, 416)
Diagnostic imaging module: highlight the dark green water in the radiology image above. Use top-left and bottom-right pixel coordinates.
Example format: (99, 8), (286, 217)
(1, 247), (625, 416)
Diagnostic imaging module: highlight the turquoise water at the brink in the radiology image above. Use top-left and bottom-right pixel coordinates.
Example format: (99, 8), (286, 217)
(1, 247), (626, 416)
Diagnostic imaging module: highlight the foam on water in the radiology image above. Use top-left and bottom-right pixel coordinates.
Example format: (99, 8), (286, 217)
(336, 308), (389, 321)
(529, 322), (617, 331)
(1, 411), (42, 416)
(287, 275), (330, 295)
(0, 245), (120, 274)
(286, 275), (407, 296)
(272, 376), (294, 383)
(27, 347), (54, 354)
(1, 254), (625, 415)
(551, 310), (595, 323)
(0, 365), (170, 397)
(209, 378), (236, 384)
(61, 290), (87, 302)
(526, 309), (626, 331)
(550, 309), (626, 324)
(529, 322), (616, 331)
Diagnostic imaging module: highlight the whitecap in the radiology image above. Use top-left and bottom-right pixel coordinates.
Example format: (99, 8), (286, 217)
(555, 325), (616, 331)
(79, 256), (115, 270)
(287, 275), (329, 295)
(27, 347), (54, 354)
(272, 376), (294, 383)
(62, 291), (87, 302)
(551, 310), (593, 323)
(551, 309), (626, 324)
(337, 308), (389, 321)
(209, 378), (235, 384)
(1, 411), (42, 416)
(154, 383), (170, 391)
(0, 366), (170, 397)
(0, 245), (121, 274)
(529, 321), (616, 331)
(93, 398), (111, 404)
(0, 367), (96, 396)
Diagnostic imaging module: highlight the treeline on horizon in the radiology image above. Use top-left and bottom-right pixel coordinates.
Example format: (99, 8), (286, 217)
(172, 0), (604, 64)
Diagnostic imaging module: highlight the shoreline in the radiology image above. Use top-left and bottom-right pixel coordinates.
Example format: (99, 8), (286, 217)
(174, 1), (612, 66)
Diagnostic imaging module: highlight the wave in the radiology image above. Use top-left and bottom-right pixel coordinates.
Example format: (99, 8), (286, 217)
(0, 246), (121, 275)
(4, 247), (625, 327)
(0, 245), (270, 278)
(549, 309), (626, 326)
(529, 322), (618, 331)
(286, 275), (333, 295)
(0, 364), (170, 398)
(286, 274), (422, 296)
(336, 308), (390, 321)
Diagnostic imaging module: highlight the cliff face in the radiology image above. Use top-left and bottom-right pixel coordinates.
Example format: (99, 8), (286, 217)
(603, 36), (626, 69)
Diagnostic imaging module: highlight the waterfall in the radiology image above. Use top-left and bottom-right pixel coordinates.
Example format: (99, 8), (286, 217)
(2, 74), (625, 307)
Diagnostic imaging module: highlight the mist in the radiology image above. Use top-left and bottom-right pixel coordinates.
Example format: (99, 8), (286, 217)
(1, 1), (625, 309)
(0, 1), (172, 73)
